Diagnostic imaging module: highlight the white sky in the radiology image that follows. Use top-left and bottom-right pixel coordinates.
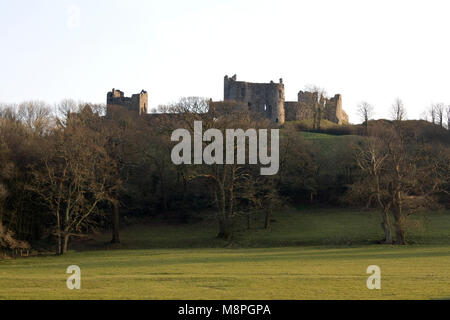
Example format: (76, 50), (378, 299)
(1, 0), (449, 123)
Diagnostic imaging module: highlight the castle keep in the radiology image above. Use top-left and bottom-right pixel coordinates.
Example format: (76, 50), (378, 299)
(220, 75), (349, 125)
(107, 88), (148, 116)
(223, 75), (285, 124)
(106, 75), (349, 125)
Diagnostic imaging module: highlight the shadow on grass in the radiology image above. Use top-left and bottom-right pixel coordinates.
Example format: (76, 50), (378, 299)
(60, 208), (450, 255)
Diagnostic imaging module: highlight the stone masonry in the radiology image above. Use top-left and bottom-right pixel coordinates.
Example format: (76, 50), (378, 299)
(106, 76), (349, 125)
(106, 88), (148, 116)
(219, 75), (349, 125)
(223, 75), (285, 124)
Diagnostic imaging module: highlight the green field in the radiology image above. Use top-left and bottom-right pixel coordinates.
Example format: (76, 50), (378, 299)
(1, 208), (450, 300)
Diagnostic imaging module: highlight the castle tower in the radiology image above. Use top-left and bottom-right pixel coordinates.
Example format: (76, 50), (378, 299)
(223, 75), (285, 124)
(106, 89), (148, 116)
(133, 90), (148, 115)
(324, 94), (348, 124)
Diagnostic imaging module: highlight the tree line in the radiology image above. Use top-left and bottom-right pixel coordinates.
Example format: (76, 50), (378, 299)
(0, 98), (449, 256)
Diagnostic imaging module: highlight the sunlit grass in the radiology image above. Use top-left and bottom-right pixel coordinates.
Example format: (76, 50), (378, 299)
(1, 208), (449, 300)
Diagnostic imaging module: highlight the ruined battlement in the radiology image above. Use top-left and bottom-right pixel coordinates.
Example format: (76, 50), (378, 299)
(105, 76), (349, 125)
(298, 91), (320, 104)
(223, 75), (285, 124)
(222, 75), (348, 125)
(107, 88), (148, 116)
(294, 91), (348, 124)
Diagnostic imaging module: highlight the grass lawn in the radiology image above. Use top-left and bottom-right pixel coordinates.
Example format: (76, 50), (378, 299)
(1, 208), (449, 300)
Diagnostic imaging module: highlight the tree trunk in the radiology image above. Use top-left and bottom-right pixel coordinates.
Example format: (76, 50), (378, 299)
(393, 192), (407, 245)
(57, 233), (69, 255)
(317, 107), (322, 130)
(56, 212), (62, 255)
(380, 220), (393, 244)
(111, 200), (120, 244)
(394, 214), (407, 245)
(379, 207), (393, 244)
(63, 234), (70, 254)
(395, 225), (406, 245)
(364, 118), (369, 136)
(57, 233), (62, 255)
(264, 207), (272, 230)
(313, 108), (317, 130)
(217, 218), (232, 240)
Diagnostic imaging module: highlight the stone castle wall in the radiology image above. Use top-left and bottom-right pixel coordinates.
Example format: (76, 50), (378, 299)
(106, 76), (349, 125)
(224, 75), (285, 124)
(284, 101), (314, 122)
(107, 89), (148, 116)
(284, 91), (349, 124)
(221, 75), (348, 125)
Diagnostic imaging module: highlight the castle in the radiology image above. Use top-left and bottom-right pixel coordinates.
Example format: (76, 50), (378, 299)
(223, 75), (286, 123)
(106, 75), (349, 125)
(218, 75), (349, 125)
(107, 88), (148, 116)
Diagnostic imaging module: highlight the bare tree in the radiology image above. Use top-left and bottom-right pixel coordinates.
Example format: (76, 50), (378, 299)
(75, 105), (126, 244)
(391, 98), (407, 121)
(29, 120), (113, 255)
(447, 105), (450, 129)
(166, 98), (275, 239)
(55, 99), (79, 128)
(357, 101), (374, 134)
(17, 101), (53, 134)
(354, 130), (393, 243)
(352, 122), (449, 244)
(426, 104), (437, 124)
(432, 103), (445, 127)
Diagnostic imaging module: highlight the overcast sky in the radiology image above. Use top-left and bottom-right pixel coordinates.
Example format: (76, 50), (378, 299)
(1, 0), (449, 123)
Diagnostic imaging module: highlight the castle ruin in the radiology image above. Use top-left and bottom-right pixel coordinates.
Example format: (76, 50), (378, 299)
(107, 88), (148, 116)
(219, 75), (349, 125)
(106, 75), (349, 125)
(223, 75), (285, 124)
